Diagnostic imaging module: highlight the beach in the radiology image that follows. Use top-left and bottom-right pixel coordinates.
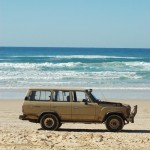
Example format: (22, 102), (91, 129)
(0, 99), (150, 150)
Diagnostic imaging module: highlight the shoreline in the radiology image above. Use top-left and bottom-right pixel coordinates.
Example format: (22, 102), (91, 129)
(0, 88), (150, 100)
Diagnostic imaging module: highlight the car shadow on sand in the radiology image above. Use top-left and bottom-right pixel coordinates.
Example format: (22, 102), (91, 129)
(38, 128), (150, 133)
(121, 129), (150, 133)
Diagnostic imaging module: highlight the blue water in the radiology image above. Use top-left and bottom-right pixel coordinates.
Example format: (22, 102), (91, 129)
(0, 47), (150, 89)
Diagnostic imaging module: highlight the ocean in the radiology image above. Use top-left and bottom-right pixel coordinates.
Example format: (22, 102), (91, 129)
(0, 47), (150, 99)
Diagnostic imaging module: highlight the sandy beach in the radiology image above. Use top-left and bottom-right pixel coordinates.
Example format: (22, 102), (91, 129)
(0, 99), (150, 150)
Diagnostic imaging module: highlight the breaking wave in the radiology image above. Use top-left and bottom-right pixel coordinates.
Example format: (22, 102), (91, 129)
(0, 61), (150, 72)
(9, 55), (138, 59)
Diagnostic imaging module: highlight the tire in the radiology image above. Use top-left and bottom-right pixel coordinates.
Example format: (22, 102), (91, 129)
(40, 114), (59, 130)
(58, 122), (62, 128)
(105, 115), (124, 132)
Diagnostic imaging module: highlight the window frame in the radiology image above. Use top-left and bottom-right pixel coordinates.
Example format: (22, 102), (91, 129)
(71, 91), (92, 103)
(52, 90), (71, 102)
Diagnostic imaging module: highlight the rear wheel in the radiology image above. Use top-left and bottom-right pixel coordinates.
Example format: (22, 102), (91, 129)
(105, 115), (124, 132)
(40, 114), (59, 130)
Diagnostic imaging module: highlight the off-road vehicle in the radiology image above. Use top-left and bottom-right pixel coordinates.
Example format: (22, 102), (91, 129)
(19, 88), (137, 132)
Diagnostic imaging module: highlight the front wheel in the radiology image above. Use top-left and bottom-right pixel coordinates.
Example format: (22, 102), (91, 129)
(105, 115), (124, 132)
(58, 122), (62, 128)
(40, 114), (59, 130)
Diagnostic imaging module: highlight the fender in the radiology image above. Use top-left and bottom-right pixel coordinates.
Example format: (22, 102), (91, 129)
(102, 112), (125, 123)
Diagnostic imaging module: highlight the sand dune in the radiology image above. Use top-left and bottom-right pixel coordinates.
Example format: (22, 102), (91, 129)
(0, 100), (150, 150)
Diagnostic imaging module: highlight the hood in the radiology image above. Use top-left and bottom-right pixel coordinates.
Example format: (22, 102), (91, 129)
(98, 101), (123, 107)
(122, 103), (131, 109)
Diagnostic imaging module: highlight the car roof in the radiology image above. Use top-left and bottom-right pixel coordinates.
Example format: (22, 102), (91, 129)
(28, 88), (92, 92)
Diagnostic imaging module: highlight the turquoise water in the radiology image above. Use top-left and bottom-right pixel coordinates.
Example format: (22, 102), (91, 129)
(0, 47), (150, 99)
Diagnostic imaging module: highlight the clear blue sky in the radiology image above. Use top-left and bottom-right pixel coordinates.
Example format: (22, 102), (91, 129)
(0, 0), (150, 48)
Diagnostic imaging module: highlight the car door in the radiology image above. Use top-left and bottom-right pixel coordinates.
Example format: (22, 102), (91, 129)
(50, 90), (71, 121)
(71, 91), (96, 121)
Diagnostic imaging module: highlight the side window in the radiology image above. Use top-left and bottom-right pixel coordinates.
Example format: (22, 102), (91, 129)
(53, 91), (70, 102)
(73, 91), (91, 102)
(29, 90), (51, 101)
(40, 91), (51, 100)
(35, 91), (40, 100)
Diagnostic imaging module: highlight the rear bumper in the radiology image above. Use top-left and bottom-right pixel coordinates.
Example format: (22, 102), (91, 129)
(19, 115), (38, 123)
(127, 105), (138, 123)
(19, 115), (27, 120)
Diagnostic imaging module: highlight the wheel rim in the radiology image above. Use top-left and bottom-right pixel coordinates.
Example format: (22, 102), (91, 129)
(44, 117), (54, 128)
(109, 119), (120, 129)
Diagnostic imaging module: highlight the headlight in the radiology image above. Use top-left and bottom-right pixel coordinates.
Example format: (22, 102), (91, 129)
(126, 105), (131, 116)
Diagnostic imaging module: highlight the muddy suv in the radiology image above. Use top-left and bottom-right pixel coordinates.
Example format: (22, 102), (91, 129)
(19, 88), (137, 132)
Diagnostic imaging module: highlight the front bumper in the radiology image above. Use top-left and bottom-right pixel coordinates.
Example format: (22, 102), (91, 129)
(127, 105), (138, 123)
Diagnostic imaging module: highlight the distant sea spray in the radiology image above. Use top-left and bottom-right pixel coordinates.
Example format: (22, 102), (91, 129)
(0, 47), (150, 89)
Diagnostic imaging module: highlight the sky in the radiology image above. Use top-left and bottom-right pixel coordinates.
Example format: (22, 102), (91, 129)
(0, 0), (150, 48)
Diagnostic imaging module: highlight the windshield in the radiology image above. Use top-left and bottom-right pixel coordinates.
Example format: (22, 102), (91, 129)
(88, 92), (100, 102)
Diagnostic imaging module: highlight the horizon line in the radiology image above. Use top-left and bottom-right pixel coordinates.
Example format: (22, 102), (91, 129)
(0, 46), (150, 49)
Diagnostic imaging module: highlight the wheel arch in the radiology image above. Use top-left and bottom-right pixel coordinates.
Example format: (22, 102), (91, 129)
(38, 111), (61, 123)
(102, 112), (125, 123)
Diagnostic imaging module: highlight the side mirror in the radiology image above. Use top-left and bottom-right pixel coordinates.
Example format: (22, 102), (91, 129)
(82, 99), (88, 105)
(24, 96), (29, 100)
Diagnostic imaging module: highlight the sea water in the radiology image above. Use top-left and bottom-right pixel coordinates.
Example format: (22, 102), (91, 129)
(0, 47), (150, 99)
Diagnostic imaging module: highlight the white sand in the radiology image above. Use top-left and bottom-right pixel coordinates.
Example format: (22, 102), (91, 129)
(0, 99), (150, 150)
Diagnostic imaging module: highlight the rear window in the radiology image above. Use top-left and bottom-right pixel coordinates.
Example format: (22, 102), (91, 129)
(28, 90), (51, 101)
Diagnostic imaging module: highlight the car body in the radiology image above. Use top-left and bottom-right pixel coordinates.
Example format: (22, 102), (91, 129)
(19, 88), (137, 132)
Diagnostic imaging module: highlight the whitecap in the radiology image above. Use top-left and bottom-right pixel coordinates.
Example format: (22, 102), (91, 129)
(9, 55), (137, 59)
(124, 62), (150, 71)
(0, 62), (82, 69)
